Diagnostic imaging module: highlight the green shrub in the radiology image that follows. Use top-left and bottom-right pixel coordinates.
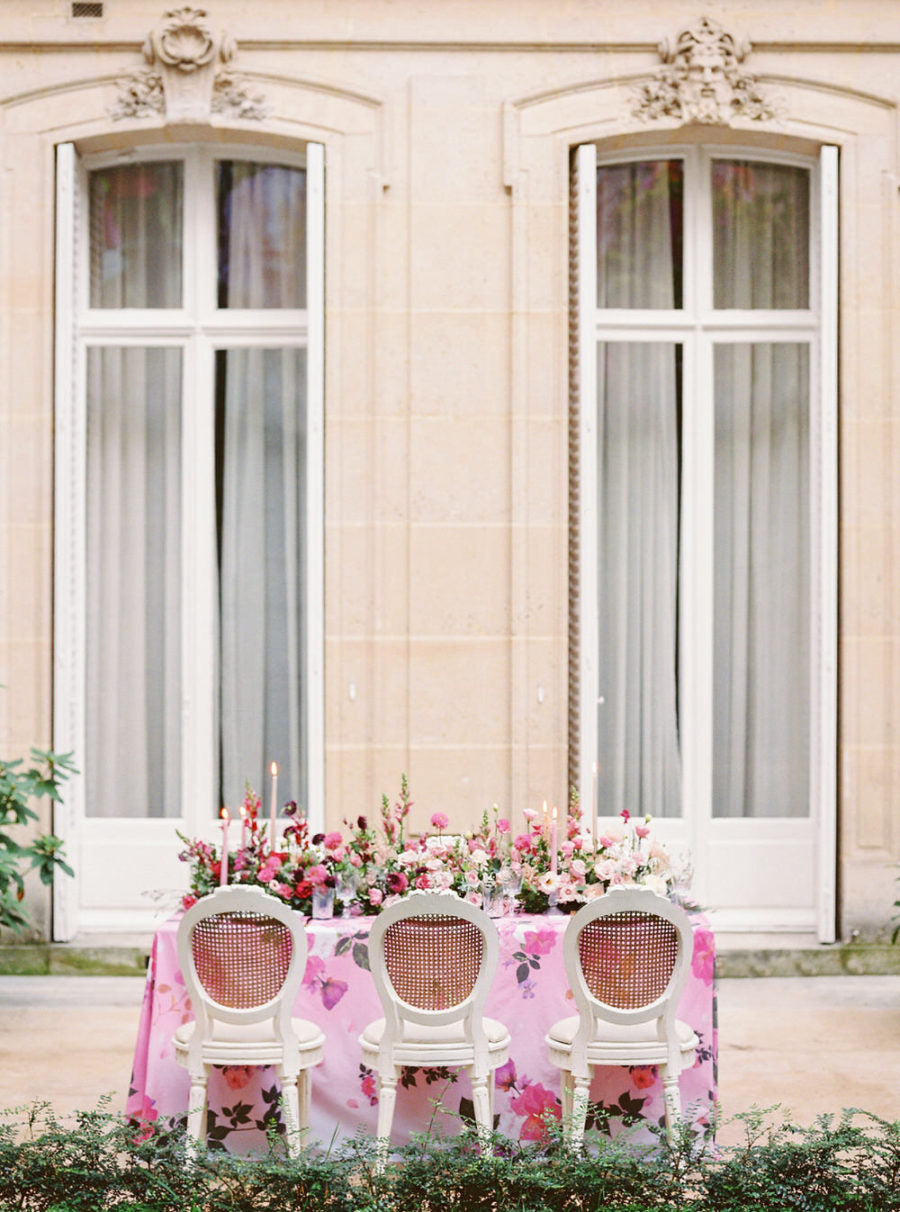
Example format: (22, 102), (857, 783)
(0, 1101), (896, 1212)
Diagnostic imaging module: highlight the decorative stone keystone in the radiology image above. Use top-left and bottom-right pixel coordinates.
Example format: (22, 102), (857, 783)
(634, 16), (776, 125)
(110, 6), (268, 122)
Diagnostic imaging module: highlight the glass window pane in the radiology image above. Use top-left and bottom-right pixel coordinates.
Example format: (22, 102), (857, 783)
(217, 162), (307, 309)
(597, 161), (683, 309)
(713, 161), (809, 309)
(216, 347), (308, 814)
(89, 163), (183, 308)
(597, 342), (682, 818)
(85, 347), (182, 817)
(713, 343), (810, 818)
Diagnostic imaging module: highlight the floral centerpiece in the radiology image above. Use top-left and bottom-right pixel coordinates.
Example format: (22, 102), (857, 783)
(178, 776), (678, 916)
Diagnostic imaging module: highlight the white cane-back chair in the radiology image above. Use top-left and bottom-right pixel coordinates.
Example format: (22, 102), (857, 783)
(546, 886), (698, 1148)
(359, 891), (510, 1155)
(174, 885), (325, 1156)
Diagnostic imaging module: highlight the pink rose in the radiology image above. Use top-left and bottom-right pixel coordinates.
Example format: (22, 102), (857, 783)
(368, 887), (383, 907)
(522, 927), (557, 956)
(631, 1065), (657, 1090)
(323, 831), (343, 850)
(496, 818), (511, 834)
(691, 927), (716, 985)
(561, 841), (575, 858)
(349, 852), (363, 867)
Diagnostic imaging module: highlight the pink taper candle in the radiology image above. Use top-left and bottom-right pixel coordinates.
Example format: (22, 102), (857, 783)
(269, 761), (279, 847)
(219, 808), (230, 887)
(550, 805), (558, 876)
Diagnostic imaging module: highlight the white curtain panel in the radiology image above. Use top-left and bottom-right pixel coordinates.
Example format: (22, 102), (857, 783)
(217, 162), (308, 811)
(86, 346), (182, 818)
(596, 162), (683, 819)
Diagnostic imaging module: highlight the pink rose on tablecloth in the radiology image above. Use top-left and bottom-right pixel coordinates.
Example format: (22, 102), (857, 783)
(223, 1065), (253, 1091)
(494, 1059), (517, 1091)
(510, 1082), (562, 1140)
(522, 926), (557, 956)
(129, 1093), (159, 1143)
(691, 927), (715, 985)
(302, 955), (325, 988)
(630, 1065), (657, 1090)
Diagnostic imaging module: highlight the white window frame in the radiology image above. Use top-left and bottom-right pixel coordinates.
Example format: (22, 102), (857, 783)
(53, 141), (325, 938)
(575, 141), (838, 942)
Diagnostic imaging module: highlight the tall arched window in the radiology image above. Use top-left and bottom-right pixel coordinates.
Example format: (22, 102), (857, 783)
(54, 143), (325, 932)
(575, 142), (837, 937)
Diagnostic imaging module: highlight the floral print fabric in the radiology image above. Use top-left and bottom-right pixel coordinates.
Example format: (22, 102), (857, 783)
(126, 911), (716, 1151)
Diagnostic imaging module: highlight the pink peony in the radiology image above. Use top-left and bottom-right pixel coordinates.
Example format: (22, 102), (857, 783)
(430, 812), (449, 831)
(323, 831), (343, 850)
(513, 834), (533, 853)
(306, 864), (329, 887)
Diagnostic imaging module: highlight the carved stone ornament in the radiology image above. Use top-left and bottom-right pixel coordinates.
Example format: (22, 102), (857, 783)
(633, 16), (776, 125)
(110, 6), (268, 123)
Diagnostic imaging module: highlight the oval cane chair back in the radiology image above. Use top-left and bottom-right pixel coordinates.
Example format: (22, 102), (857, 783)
(564, 887), (693, 1027)
(177, 885), (307, 1030)
(368, 891), (498, 1031)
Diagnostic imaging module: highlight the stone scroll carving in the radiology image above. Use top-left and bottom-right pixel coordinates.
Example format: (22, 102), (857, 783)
(633, 16), (776, 125)
(110, 6), (268, 122)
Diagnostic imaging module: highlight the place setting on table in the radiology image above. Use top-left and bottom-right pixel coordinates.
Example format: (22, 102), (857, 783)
(126, 773), (717, 1155)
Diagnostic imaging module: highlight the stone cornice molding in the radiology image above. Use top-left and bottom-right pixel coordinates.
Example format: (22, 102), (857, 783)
(110, 6), (268, 123)
(634, 16), (777, 125)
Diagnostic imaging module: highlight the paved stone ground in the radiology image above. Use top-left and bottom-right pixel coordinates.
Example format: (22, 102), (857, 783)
(0, 974), (897, 1142)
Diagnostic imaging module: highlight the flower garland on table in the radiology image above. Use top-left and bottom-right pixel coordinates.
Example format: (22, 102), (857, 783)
(177, 776), (677, 916)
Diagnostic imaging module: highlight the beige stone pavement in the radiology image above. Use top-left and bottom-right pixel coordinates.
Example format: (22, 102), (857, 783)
(0, 975), (896, 1145)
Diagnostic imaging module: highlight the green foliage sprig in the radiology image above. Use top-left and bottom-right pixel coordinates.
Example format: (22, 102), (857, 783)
(0, 747), (76, 934)
(0, 1101), (897, 1212)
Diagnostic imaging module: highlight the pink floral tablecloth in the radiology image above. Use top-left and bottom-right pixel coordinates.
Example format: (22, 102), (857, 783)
(126, 910), (717, 1152)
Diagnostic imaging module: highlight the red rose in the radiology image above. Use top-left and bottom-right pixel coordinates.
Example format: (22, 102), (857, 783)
(295, 879), (313, 899)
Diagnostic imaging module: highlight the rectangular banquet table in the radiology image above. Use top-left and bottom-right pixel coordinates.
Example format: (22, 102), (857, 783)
(126, 909), (717, 1152)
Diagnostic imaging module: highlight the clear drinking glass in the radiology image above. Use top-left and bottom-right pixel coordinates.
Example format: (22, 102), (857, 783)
(335, 870), (358, 918)
(312, 886), (334, 919)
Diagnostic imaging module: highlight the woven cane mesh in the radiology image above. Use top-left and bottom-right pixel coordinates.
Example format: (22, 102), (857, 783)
(191, 911), (293, 1009)
(578, 910), (678, 1010)
(382, 914), (483, 1011)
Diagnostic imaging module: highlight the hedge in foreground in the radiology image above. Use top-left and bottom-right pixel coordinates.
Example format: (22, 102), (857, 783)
(0, 1101), (897, 1212)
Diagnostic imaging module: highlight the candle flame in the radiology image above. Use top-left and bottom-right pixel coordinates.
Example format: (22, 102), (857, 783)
(220, 807), (230, 821)
(552, 805), (558, 820)
(239, 805), (246, 820)
(270, 761), (278, 776)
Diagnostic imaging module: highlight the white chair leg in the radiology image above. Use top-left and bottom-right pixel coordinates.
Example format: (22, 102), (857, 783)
(279, 1068), (302, 1159)
(661, 1070), (681, 1145)
(186, 1068), (208, 1157)
(560, 1071), (574, 1125)
(569, 1075), (591, 1152)
(375, 1070), (398, 1171)
(297, 1068), (312, 1131)
(471, 1072), (492, 1147)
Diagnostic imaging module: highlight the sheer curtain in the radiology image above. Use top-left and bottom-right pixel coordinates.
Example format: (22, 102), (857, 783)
(596, 162), (682, 818)
(712, 160), (811, 818)
(86, 162), (183, 818)
(217, 162), (308, 812)
(86, 347), (182, 818)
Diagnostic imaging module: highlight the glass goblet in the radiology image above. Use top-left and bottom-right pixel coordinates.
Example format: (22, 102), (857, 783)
(336, 870), (358, 918)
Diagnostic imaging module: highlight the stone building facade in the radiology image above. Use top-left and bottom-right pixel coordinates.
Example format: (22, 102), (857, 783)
(1, 0), (897, 944)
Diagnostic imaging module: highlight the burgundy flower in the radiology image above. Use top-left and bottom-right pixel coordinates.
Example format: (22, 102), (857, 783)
(387, 870), (409, 894)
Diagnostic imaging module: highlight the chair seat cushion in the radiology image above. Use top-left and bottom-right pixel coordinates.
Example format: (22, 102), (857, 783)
(174, 1016), (324, 1051)
(547, 1014), (697, 1058)
(359, 1015), (510, 1050)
